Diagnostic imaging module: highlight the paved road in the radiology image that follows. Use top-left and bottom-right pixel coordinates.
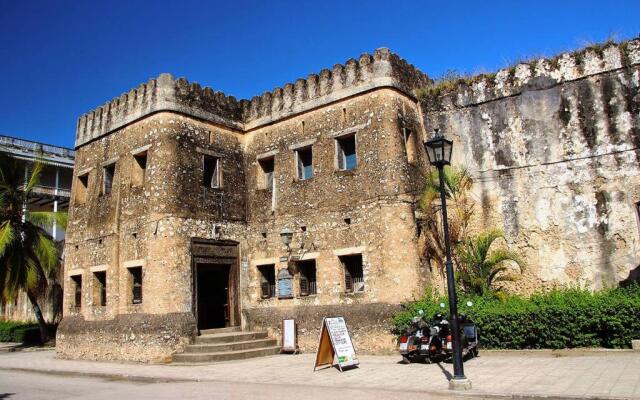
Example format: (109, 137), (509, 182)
(0, 370), (453, 400)
(1, 350), (639, 399)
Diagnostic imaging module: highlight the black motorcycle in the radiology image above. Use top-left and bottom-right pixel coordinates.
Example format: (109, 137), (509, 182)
(398, 301), (479, 363)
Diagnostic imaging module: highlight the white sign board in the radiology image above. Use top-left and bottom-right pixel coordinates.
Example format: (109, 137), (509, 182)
(314, 316), (359, 371)
(282, 319), (297, 352)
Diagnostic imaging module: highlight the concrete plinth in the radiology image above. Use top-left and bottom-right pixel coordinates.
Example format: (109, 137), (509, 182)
(632, 340), (640, 350)
(449, 377), (472, 390)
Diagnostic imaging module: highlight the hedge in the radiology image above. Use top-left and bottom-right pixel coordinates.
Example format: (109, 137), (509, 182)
(0, 321), (39, 343)
(391, 284), (640, 349)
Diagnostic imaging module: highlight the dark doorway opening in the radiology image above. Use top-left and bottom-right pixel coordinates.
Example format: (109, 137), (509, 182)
(196, 263), (230, 330)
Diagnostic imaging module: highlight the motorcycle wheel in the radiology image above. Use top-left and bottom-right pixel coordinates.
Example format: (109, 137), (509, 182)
(471, 347), (479, 358)
(400, 355), (411, 364)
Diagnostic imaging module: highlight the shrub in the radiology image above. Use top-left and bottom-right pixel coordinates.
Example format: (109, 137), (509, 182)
(0, 321), (39, 343)
(391, 284), (640, 349)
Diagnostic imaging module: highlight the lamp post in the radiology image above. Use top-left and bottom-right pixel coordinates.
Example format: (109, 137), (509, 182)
(424, 129), (471, 390)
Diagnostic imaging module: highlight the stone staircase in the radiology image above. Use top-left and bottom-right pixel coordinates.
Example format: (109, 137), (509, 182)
(171, 326), (280, 364)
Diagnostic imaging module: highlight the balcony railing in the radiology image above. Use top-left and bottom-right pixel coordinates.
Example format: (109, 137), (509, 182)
(0, 135), (75, 158)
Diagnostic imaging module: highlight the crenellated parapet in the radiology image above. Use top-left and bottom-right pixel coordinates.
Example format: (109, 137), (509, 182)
(241, 48), (430, 129)
(75, 74), (245, 147)
(420, 38), (640, 110)
(75, 48), (430, 147)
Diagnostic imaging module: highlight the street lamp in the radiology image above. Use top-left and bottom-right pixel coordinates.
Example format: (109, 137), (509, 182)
(424, 129), (471, 390)
(280, 228), (293, 251)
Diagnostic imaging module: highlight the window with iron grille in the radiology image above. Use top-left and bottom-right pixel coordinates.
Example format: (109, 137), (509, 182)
(258, 264), (275, 299)
(129, 267), (143, 304)
(93, 271), (107, 307)
(71, 275), (82, 309)
(336, 134), (357, 171)
(340, 254), (364, 293)
(103, 163), (115, 195)
(296, 147), (313, 180)
(298, 260), (317, 296)
(202, 155), (221, 188)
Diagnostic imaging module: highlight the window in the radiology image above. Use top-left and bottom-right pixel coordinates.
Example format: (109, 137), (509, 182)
(75, 173), (89, 204)
(93, 271), (106, 307)
(202, 155), (221, 188)
(403, 127), (417, 163)
(103, 163), (115, 195)
(340, 254), (364, 293)
(336, 134), (357, 170)
(129, 267), (143, 304)
(71, 275), (82, 309)
(258, 264), (275, 299)
(296, 147), (313, 180)
(259, 157), (275, 190)
(298, 260), (317, 296)
(131, 151), (148, 186)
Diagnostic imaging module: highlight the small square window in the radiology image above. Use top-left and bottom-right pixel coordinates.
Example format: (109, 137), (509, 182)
(128, 267), (143, 304)
(336, 135), (357, 171)
(296, 147), (313, 180)
(132, 151), (148, 186)
(340, 254), (364, 293)
(93, 271), (107, 307)
(258, 264), (275, 299)
(102, 163), (115, 195)
(298, 260), (317, 296)
(75, 173), (89, 204)
(259, 157), (275, 190)
(71, 274), (82, 309)
(203, 155), (221, 188)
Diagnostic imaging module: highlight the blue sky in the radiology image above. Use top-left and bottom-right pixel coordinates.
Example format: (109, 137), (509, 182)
(1, 0), (638, 148)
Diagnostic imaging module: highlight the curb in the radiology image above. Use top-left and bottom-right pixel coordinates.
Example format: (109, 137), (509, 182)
(0, 366), (635, 400)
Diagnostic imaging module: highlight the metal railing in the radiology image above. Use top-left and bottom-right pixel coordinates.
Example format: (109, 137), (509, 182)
(0, 135), (75, 158)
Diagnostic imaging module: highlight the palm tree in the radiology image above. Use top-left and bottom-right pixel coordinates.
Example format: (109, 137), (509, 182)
(456, 229), (524, 295)
(0, 154), (67, 343)
(418, 165), (474, 275)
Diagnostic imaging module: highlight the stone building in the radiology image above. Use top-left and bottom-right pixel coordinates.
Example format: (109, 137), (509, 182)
(0, 134), (74, 323)
(57, 38), (640, 362)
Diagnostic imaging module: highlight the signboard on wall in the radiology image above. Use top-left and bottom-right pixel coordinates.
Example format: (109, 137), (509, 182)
(277, 268), (293, 299)
(313, 317), (359, 372)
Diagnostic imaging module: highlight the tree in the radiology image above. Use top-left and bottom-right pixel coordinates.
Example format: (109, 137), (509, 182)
(418, 165), (474, 276)
(0, 154), (67, 343)
(456, 229), (524, 295)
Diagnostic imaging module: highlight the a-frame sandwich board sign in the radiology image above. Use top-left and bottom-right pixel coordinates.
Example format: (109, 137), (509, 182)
(313, 316), (359, 372)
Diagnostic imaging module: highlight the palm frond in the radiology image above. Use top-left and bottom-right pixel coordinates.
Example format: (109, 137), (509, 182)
(23, 160), (44, 196)
(27, 211), (68, 231)
(0, 222), (16, 258)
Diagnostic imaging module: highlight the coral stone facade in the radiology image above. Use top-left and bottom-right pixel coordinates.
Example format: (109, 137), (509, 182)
(58, 40), (640, 362)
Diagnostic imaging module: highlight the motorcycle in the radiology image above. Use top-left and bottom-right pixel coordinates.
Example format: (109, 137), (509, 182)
(398, 309), (429, 364)
(398, 301), (479, 363)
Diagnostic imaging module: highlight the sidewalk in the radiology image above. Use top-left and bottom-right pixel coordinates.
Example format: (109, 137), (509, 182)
(0, 349), (638, 399)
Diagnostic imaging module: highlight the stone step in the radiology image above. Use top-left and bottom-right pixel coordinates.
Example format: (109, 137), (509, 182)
(172, 346), (281, 364)
(184, 338), (278, 353)
(199, 326), (241, 335)
(195, 331), (268, 344)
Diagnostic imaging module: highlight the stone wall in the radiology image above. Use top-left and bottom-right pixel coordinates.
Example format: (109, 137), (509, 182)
(421, 39), (640, 291)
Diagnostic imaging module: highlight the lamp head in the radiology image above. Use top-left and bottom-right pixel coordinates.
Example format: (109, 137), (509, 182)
(280, 228), (294, 247)
(424, 129), (453, 167)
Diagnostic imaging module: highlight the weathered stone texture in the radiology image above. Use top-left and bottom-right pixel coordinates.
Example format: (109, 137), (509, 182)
(423, 39), (640, 291)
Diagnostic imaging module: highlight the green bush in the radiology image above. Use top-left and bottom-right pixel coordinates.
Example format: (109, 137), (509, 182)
(391, 284), (640, 349)
(0, 321), (39, 343)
